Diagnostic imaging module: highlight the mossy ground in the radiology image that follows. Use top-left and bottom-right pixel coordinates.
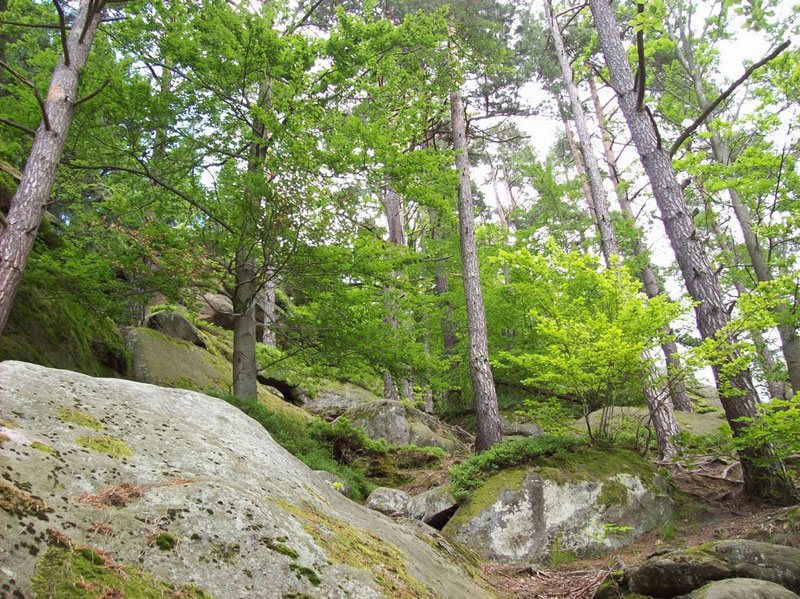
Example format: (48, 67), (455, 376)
(57, 407), (103, 430)
(32, 546), (212, 599)
(274, 499), (440, 599)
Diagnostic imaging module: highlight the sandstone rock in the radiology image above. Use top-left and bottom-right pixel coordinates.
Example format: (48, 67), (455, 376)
(366, 487), (411, 517)
(146, 310), (207, 349)
(302, 381), (378, 419)
(340, 400), (467, 452)
(690, 578), (800, 599)
(500, 413), (543, 438)
(408, 485), (459, 529)
(197, 292), (235, 330)
(627, 539), (800, 597)
(0, 361), (493, 599)
(442, 449), (673, 564)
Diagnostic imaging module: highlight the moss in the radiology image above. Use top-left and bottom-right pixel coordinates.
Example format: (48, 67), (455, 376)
(443, 468), (527, 534)
(260, 537), (299, 559)
(549, 548), (577, 565)
(290, 564), (322, 586)
(30, 441), (57, 455)
(76, 435), (133, 458)
(599, 479), (629, 507)
(154, 533), (177, 551)
(0, 433), (9, 444)
(57, 407), (103, 430)
(274, 499), (439, 599)
(535, 449), (659, 491)
(32, 546), (213, 598)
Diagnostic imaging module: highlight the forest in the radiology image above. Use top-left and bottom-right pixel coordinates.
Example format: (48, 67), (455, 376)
(1, 0), (799, 515)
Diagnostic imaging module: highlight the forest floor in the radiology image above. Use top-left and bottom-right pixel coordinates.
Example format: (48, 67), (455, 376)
(403, 455), (798, 599)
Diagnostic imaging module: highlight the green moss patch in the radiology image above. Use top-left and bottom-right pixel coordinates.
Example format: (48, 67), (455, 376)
(444, 468), (527, 534)
(274, 499), (439, 599)
(30, 441), (57, 455)
(259, 537), (299, 559)
(76, 435), (133, 458)
(57, 408), (103, 430)
(599, 479), (629, 507)
(32, 546), (212, 599)
(154, 532), (177, 551)
(290, 564), (321, 586)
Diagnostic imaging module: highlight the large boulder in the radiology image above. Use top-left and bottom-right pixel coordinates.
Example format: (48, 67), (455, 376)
(196, 292), (235, 330)
(442, 449), (673, 564)
(124, 327), (308, 422)
(339, 400), (468, 452)
(627, 539), (800, 597)
(146, 310), (207, 349)
(408, 485), (459, 529)
(0, 361), (494, 599)
(690, 578), (800, 599)
(302, 381), (378, 419)
(365, 487), (412, 517)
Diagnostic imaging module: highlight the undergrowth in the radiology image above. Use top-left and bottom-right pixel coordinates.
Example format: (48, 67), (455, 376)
(209, 392), (444, 501)
(449, 435), (585, 500)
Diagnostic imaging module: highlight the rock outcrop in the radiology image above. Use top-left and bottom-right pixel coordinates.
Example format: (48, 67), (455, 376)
(340, 400), (469, 452)
(301, 381), (378, 419)
(0, 361), (493, 599)
(146, 310), (207, 349)
(442, 449), (673, 564)
(627, 539), (800, 597)
(689, 578), (800, 599)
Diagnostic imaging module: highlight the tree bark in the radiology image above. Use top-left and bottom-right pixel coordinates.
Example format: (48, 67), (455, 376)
(259, 275), (277, 347)
(590, 0), (797, 504)
(0, 0), (106, 335)
(233, 256), (258, 399)
(450, 86), (502, 452)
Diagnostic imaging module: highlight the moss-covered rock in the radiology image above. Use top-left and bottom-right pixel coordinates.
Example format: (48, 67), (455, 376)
(0, 361), (494, 599)
(442, 449), (673, 564)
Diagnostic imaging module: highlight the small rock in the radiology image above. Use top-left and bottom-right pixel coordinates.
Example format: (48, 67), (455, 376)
(146, 311), (206, 348)
(408, 485), (459, 529)
(366, 487), (411, 517)
(690, 578), (800, 599)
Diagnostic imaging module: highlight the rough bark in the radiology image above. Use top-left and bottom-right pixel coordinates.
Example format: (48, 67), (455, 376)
(590, 0), (797, 504)
(450, 86), (502, 452)
(233, 257), (258, 399)
(0, 0), (105, 335)
(259, 275), (277, 347)
(431, 208), (458, 353)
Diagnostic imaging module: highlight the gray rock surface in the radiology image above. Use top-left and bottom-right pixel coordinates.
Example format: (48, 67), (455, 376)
(500, 413), (543, 439)
(408, 485), (459, 529)
(340, 400), (467, 452)
(627, 539), (800, 597)
(366, 487), (411, 517)
(689, 578), (800, 599)
(313, 470), (351, 497)
(197, 292), (235, 330)
(146, 310), (207, 348)
(302, 381), (378, 419)
(0, 361), (492, 599)
(443, 452), (673, 564)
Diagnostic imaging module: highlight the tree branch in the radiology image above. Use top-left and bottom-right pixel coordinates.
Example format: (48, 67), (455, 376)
(0, 60), (50, 130)
(0, 116), (36, 136)
(73, 78), (109, 107)
(52, 0), (70, 66)
(635, 2), (646, 111)
(670, 40), (790, 157)
(0, 20), (62, 29)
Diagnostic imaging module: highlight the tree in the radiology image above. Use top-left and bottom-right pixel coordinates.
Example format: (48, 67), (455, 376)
(589, 0), (797, 503)
(0, 0), (111, 335)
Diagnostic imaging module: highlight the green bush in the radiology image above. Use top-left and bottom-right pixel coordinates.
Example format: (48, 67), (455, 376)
(733, 398), (800, 482)
(449, 435), (584, 500)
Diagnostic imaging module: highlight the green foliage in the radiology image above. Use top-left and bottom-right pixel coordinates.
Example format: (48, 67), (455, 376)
(517, 396), (579, 436)
(448, 435), (584, 500)
(675, 424), (736, 468)
(733, 398), (800, 482)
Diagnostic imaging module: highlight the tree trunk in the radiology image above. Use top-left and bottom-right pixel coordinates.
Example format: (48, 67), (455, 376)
(0, 0), (105, 335)
(259, 274), (277, 347)
(590, 0), (797, 504)
(450, 86), (502, 452)
(233, 256), (258, 399)
(549, 3), (680, 456)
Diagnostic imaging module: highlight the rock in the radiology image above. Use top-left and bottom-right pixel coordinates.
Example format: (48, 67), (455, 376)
(689, 578), (800, 599)
(627, 539), (800, 597)
(408, 485), (459, 529)
(302, 381), (378, 419)
(124, 327), (309, 422)
(197, 292), (235, 330)
(500, 413), (543, 438)
(0, 361), (493, 599)
(313, 470), (351, 497)
(366, 487), (411, 517)
(442, 449), (673, 564)
(146, 310), (207, 349)
(574, 405), (728, 438)
(340, 400), (468, 452)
